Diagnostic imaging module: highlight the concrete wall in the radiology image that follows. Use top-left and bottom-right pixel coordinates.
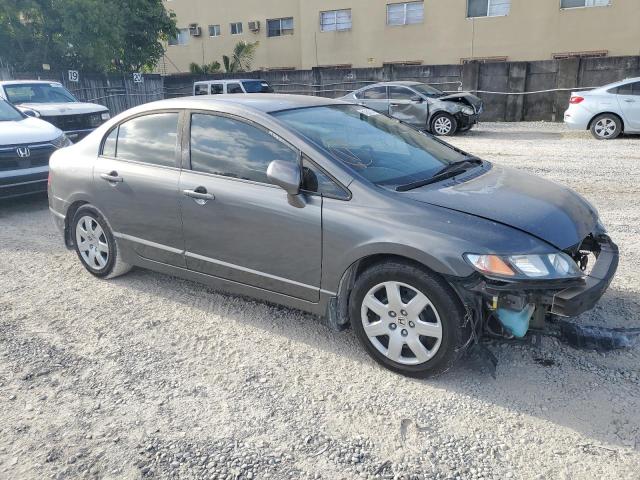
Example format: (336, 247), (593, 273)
(162, 0), (640, 73)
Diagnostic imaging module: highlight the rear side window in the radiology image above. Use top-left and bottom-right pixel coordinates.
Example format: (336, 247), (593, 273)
(363, 86), (387, 100)
(615, 82), (640, 96)
(211, 84), (224, 94)
(114, 113), (179, 167)
(190, 113), (298, 183)
(227, 83), (243, 94)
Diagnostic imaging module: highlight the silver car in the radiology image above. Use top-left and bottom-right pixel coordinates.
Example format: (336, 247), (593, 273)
(49, 95), (617, 377)
(339, 81), (483, 136)
(564, 77), (640, 140)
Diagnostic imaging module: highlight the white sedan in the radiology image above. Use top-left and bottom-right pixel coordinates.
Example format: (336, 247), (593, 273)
(564, 77), (640, 140)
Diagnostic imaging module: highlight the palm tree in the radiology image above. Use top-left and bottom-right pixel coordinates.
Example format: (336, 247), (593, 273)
(222, 41), (259, 73)
(189, 61), (221, 74)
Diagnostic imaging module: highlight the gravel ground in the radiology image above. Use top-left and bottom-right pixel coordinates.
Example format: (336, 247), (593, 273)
(1, 122), (639, 480)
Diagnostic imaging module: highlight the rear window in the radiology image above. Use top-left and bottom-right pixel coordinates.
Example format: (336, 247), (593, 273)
(4, 83), (77, 104)
(242, 81), (274, 93)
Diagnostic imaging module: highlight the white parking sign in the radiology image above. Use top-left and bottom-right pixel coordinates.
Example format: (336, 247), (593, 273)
(133, 73), (144, 84)
(68, 70), (79, 82)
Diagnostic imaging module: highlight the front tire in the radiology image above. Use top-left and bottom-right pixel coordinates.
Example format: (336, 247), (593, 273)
(590, 114), (622, 140)
(72, 206), (131, 279)
(430, 113), (458, 136)
(350, 261), (467, 377)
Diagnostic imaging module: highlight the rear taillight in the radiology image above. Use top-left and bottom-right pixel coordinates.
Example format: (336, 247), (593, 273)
(569, 96), (584, 104)
(47, 172), (52, 187)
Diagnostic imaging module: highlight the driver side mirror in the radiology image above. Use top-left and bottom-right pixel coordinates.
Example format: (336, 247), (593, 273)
(411, 95), (424, 104)
(267, 160), (305, 207)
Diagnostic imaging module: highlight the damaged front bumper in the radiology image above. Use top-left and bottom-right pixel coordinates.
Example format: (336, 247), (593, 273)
(451, 234), (619, 338)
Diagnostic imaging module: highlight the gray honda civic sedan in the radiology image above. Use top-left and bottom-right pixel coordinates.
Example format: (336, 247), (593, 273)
(48, 94), (618, 377)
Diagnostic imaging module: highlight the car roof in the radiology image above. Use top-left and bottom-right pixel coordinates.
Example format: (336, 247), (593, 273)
(0, 80), (64, 86)
(194, 79), (267, 84)
(359, 81), (423, 89)
(134, 94), (348, 114)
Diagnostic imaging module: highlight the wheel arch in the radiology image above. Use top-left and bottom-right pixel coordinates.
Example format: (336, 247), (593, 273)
(64, 200), (90, 248)
(588, 111), (625, 132)
(332, 249), (461, 330)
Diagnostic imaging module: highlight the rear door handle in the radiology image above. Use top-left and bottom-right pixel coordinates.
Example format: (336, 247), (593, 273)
(183, 188), (215, 202)
(100, 172), (123, 183)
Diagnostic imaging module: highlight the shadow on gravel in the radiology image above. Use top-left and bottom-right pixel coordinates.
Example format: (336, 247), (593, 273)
(119, 265), (640, 448)
(0, 192), (49, 218)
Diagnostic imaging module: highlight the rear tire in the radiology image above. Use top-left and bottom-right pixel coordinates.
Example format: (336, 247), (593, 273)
(590, 114), (622, 140)
(350, 261), (467, 377)
(72, 206), (131, 279)
(430, 113), (458, 136)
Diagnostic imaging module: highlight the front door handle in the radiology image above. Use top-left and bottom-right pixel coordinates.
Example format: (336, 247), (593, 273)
(183, 187), (215, 203)
(100, 171), (123, 183)
(623, 99), (635, 103)
(390, 103), (400, 107)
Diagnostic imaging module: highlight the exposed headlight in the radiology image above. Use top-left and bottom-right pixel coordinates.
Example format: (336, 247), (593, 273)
(88, 113), (103, 128)
(101, 111), (110, 121)
(464, 252), (582, 280)
(52, 133), (73, 149)
(461, 106), (475, 116)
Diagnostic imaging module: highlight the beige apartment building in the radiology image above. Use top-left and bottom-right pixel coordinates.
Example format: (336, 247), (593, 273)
(161, 0), (640, 73)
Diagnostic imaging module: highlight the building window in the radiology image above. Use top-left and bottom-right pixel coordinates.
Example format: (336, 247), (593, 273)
(230, 22), (243, 35)
(267, 17), (294, 37)
(387, 2), (424, 26)
(168, 28), (189, 46)
(560, 0), (610, 8)
(467, 0), (511, 17)
(320, 9), (352, 32)
(208, 25), (221, 37)
(552, 50), (608, 59)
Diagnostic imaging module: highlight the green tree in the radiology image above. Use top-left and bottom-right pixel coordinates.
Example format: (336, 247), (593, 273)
(189, 61), (221, 75)
(0, 0), (176, 72)
(222, 41), (259, 73)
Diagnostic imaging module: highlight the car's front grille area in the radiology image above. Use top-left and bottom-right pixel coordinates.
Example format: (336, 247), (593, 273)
(40, 113), (97, 132)
(0, 142), (55, 172)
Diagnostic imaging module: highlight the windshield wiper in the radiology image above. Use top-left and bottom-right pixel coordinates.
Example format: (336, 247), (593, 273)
(395, 157), (483, 192)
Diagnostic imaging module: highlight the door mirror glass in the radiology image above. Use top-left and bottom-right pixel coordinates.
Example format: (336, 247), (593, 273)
(411, 95), (423, 103)
(267, 160), (301, 196)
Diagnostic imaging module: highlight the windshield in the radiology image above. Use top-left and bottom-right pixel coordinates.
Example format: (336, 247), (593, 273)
(4, 83), (78, 104)
(0, 99), (25, 122)
(272, 105), (467, 187)
(242, 80), (274, 93)
(413, 84), (445, 97)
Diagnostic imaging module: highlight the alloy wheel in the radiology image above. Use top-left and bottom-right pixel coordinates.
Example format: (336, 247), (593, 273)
(433, 116), (453, 135)
(594, 118), (617, 138)
(360, 281), (443, 365)
(75, 215), (109, 270)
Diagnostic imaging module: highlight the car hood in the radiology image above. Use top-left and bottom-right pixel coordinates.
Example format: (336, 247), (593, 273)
(403, 165), (598, 250)
(16, 102), (108, 116)
(438, 92), (482, 109)
(0, 117), (62, 145)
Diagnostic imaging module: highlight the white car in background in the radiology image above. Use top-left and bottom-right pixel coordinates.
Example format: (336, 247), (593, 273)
(0, 80), (110, 141)
(0, 98), (71, 200)
(564, 77), (640, 140)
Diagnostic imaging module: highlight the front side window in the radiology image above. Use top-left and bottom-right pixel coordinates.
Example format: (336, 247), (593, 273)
(389, 86), (416, 100)
(272, 105), (466, 188)
(230, 22), (243, 35)
(302, 157), (348, 199)
(561, 0), (610, 8)
(227, 83), (243, 94)
(194, 84), (208, 96)
(102, 128), (118, 157)
(320, 9), (352, 32)
(242, 80), (274, 93)
(467, 0), (511, 18)
(267, 17), (294, 37)
(387, 2), (424, 26)
(113, 113), (179, 167)
(208, 24), (221, 37)
(4, 83), (77, 104)
(190, 113), (298, 184)
(168, 28), (189, 46)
